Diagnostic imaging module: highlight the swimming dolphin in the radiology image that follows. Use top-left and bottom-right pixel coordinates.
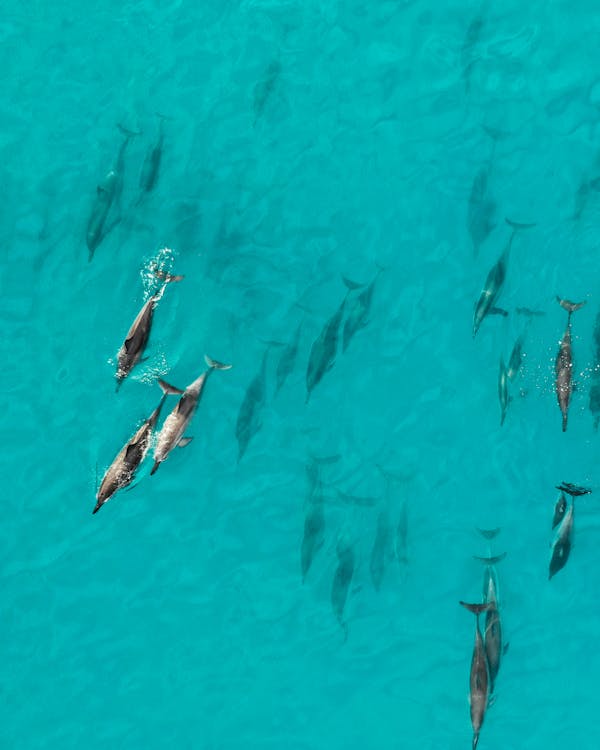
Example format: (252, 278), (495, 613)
(235, 347), (269, 462)
(306, 278), (362, 402)
(138, 113), (168, 198)
(87, 124), (137, 259)
(94, 386), (176, 513)
(370, 508), (391, 592)
(331, 534), (355, 641)
(300, 454), (339, 582)
(253, 60), (281, 125)
(555, 482), (592, 497)
(552, 492), (567, 529)
(150, 355), (232, 475)
(498, 356), (510, 426)
(549, 497), (575, 579)
(507, 333), (525, 380)
(460, 601), (492, 750)
(589, 310), (600, 429)
(342, 266), (384, 352)
(115, 270), (183, 389)
(474, 528), (507, 692)
(472, 219), (535, 337)
(555, 297), (586, 431)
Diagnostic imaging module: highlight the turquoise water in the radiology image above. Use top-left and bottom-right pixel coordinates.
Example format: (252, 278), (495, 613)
(3, 1), (600, 747)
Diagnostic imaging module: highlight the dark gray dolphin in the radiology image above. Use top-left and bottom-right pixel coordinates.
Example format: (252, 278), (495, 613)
(94, 385), (177, 513)
(460, 601), (492, 750)
(235, 347), (270, 462)
(589, 310), (600, 429)
(300, 454), (339, 582)
(151, 355), (232, 475)
(549, 497), (575, 579)
(474, 528), (507, 692)
(507, 332), (525, 380)
(552, 492), (567, 529)
(331, 534), (355, 641)
(369, 508), (391, 592)
(306, 278), (362, 402)
(342, 266), (384, 352)
(253, 60), (281, 125)
(472, 219), (535, 337)
(138, 113), (168, 197)
(555, 297), (586, 431)
(86, 124), (137, 259)
(498, 356), (510, 426)
(116, 271), (183, 389)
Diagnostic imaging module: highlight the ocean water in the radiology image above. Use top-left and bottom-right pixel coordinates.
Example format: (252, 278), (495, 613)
(3, 1), (600, 747)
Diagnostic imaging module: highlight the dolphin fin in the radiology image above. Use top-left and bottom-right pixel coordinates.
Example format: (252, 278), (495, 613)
(503, 642), (510, 655)
(178, 437), (193, 447)
(556, 296), (586, 313)
(489, 306), (509, 317)
(342, 276), (365, 291)
(505, 217), (537, 230)
(477, 527), (501, 540)
(473, 552), (507, 565)
(459, 601), (490, 615)
(159, 378), (184, 395)
(204, 355), (232, 370)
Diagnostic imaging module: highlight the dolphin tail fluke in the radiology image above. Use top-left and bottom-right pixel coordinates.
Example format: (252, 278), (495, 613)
(472, 731), (480, 750)
(158, 378), (184, 395)
(459, 601), (490, 615)
(562, 413), (568, 432)
(204, 355), (232, 370)
(477, 527), (501, 540)
(473, 552), (507, 565)
(117, 123), (141, 140)
(342, 276), (365, 291)
(505, 217), (536, 230)
(556, 296), (586, 314)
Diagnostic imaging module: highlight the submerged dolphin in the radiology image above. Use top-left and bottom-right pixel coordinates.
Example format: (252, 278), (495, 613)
(498, 356), (510, 426)
(507, 333), (525, 380)
(116, 270), (183, 389)
(138, 113), (168, 197)
(472, 218), (535, 337)
(549, 497), (575, 579)
(306, 278), (362, 402)
(552, 492), (567, 529)
(253, 60), (281, 125)
(555, 297), (586, 431)
(331, 534), (355, 641)
(94, 386), (177, 513)
(342, 266), (384, 352)
(301, 455), (339, 582)
(86, 124), (137, 259)
(460, 601), (492, 750)
(235, 347), (269, 462)
(151, 355), (232, 475)
(370, 508), (391, 591)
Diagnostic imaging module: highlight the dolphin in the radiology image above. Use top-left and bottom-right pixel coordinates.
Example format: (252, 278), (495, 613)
(94, 385), (177, 513)
(460, 601), (492, 750)
(306, 278), (362, 402)
(555, 297), (586, 431)
(342, 266), (384, 352)
(150, 355), (232, 475)
(275, 321), (302, 395)
(369, 508), (391, 592)
(467, 165), (496, 256)
(506, 333), (525, 380)
(331, 534), (355, 641)
(474, 528), (507, 692)
(549, 497), (575, 579)
(472, 218), (535, 337)
(589, 310), (600, 429)
(253, 60), (281, 125)
(115, 271), (183, 389)
(460, 12), (485, 93)
(555, 481), (592, 497)
(235, 347), (269, 462)
(138, 113), (168, 197)
(516, 307), (546, 318)
(86, 124), (137, 260)
(498, 356), (510, 426)
(301, 494), (325, 583)
(552, 492), (567, 529)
